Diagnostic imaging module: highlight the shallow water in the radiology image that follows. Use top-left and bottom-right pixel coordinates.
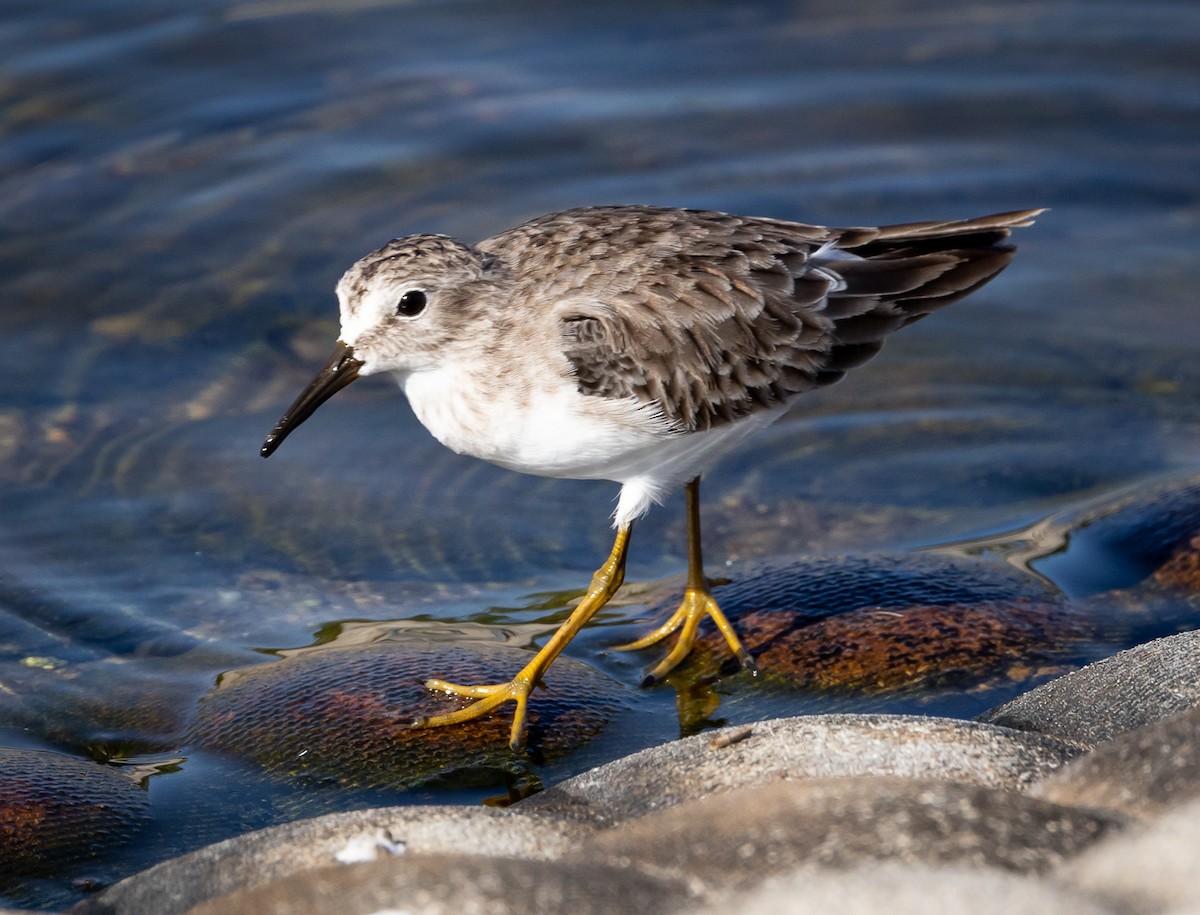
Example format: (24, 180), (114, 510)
(2, 0), (1199, 907)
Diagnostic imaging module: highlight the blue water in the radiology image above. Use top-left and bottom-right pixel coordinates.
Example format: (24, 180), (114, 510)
(2, 0), (1199, 907)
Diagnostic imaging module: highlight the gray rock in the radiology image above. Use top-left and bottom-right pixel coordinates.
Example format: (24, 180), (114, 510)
(523, 714), (1085, 823)
(696, 864), (1115, 915)
(978, 630), (1200, 743)
(1058, 797), (1200, 915)
(179, 854), (688, 915)
(572, 777), (1120, 889)
(77, 806), (595, 915)
(1032, 705), (1200, 819)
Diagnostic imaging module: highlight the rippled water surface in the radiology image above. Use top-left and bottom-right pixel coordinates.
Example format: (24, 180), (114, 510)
(2, 0), (1199, 907)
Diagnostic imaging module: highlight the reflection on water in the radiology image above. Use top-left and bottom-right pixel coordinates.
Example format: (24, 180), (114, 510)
(2, 0), (1200, 907)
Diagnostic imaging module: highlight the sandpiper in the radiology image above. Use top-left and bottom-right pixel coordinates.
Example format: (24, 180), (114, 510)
(262, 204), (1041, 749)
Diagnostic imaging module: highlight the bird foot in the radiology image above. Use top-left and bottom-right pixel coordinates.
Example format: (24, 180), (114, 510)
(414, 675), (534, 750)
(411, 525), (633, 751)
(614, 586), (757, 685)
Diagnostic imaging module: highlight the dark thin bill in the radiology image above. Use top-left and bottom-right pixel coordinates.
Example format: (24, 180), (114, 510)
(261, 340), (364, 457)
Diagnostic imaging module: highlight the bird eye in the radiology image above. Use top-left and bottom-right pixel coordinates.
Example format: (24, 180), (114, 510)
(396, 290), (427, 317)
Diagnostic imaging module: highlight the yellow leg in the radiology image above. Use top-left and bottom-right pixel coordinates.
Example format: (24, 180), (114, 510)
(414, 524), (632, 750)
(614, 477), (757, 685)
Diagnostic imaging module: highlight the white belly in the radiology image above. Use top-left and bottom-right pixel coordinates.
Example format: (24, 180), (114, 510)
(400, 364), (784, 526)
(400, 364), (657, 476)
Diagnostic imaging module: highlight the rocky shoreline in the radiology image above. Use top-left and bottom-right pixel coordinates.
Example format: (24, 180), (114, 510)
(57, 628), (1199, 915)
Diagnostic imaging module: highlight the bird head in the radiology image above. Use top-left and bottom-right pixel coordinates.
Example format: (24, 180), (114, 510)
(260, 234), (499, 457)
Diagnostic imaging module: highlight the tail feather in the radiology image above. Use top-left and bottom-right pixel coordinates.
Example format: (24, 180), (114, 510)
(843, 208), (1045, 248)
(822, 252), (964, 298)
(807, 209), (1043, 386)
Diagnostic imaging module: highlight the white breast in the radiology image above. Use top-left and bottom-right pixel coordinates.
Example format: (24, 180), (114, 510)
(400, 364), (660, 477)
(400, 363), (786, 527)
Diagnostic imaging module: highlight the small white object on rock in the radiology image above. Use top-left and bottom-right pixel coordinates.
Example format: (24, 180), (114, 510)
(334, 828), (406, 863)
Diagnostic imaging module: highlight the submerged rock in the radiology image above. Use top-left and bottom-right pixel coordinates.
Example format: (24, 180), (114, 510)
(0, 748), (149, 879)
(188, 641), (625, 790)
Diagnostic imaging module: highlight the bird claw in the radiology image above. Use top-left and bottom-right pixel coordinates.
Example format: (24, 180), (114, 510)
(413, 676), (533, 750)
(619, 585), (755, 685)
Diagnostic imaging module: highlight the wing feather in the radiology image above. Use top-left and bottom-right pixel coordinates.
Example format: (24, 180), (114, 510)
(484, 206), (1041, 433)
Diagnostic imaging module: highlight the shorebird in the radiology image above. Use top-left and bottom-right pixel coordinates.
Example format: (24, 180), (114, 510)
(262, 204), (1041, 749)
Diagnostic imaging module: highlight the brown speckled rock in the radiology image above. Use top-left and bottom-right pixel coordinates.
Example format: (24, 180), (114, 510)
(1075, 476), (1200, 591)
(523, 714), (1085, 823)
(1152, 529), (1200, 591)
(188, 641), (624, 788)
(702, 599), (1088, 694)
(0, 748), (149, 878)
(675, 552), (1085, 695)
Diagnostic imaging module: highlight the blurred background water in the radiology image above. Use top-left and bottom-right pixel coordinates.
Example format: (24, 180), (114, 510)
(2, 0), (1199, 907)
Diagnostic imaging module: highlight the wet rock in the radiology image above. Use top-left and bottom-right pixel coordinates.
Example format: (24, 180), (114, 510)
(0, 655), (222, 756)
(695, 864), (1115, 915)
(676, 552), (1088, 694)
(182, 855), (686, 915)
(77, 806), (596, 915)
(188, 641), (625, 790)
(0, 748), (149, 878)
(1057, 797), (1200, 915)
(1152, 528), (1200, 592)
(978, 629), (1200, 743)
(711, 599), (1086, 694)
(523, 714), (1084, 823)
(1031, 705), (1200, 819)
(704, 553), (1059, 619)
(573, 777), (1118, 888)
(1071, 476), (1200, 590)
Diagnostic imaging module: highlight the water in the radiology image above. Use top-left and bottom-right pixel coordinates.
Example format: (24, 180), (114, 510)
(2, 0), (1199, 907)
